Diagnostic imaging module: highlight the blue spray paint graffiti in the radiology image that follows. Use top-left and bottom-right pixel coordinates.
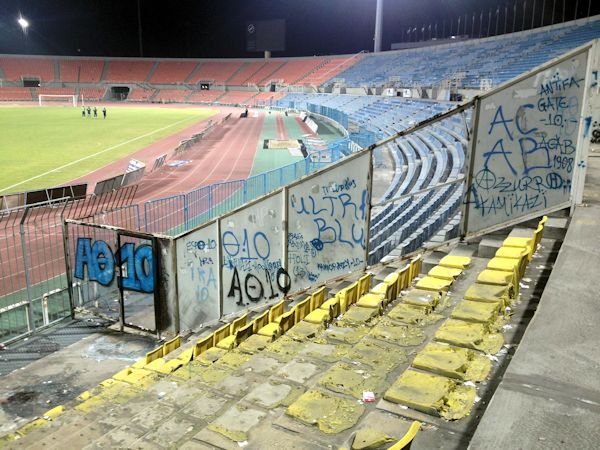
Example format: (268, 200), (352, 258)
(288, 169), (369, 285)
(467, 71), (583, 219)
(222, 228), (290, 307)
(74, 238), (154, 293)
(290, 186), (368, 251)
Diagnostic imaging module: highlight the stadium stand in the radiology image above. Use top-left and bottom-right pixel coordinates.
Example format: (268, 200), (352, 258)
(244, 60), (286, 85)
(216, 90), (257, 105)
(0, 56), (55, 82)
(331, 18), (600, 89)
(38, 87), (76, 95)
(127, 88), (156, 102)
(153, 89), (193, 103)
(187, 60), (245, 85)
(299, 55), (364, 86)
(104, 60), (155, 83)
(149, 61), (198, 84)
(59, 59), (104, 83)
(226, 60), (266, 85)
(79, 87), (106, 101)
(264, 57), (326, 85)
(0, 87), (33, 101)
(253, 91), (286, 105)
(187, 89), (225, 102)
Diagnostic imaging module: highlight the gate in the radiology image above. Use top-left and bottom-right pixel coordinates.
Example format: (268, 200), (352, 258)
(65, 221), (159, 335)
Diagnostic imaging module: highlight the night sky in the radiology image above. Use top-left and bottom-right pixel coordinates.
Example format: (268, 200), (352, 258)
(0, 0), (598, 58)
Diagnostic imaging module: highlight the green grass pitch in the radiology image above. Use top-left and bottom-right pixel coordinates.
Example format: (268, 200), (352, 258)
(0, 105), (217, 194)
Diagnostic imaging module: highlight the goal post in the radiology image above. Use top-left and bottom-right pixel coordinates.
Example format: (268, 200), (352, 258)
(38, 94), (78, 107)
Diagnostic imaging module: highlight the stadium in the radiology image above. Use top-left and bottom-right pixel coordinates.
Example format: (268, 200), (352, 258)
(0, 0), (599, 448)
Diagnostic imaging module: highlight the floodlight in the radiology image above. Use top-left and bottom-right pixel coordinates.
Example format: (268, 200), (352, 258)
(18, 16), (29, 30)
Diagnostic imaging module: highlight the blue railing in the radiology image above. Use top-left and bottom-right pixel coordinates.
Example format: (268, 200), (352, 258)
(141, 146), (346, 236)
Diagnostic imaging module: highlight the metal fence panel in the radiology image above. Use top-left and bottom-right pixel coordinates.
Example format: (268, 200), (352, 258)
(143, 194), (185, 234)
(220, 191), (286, 316)
(287, 151), (372, 289)
(176, 221), (221, 329)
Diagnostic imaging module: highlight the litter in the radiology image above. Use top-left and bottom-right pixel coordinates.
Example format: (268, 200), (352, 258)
(362, 391), (376, 402)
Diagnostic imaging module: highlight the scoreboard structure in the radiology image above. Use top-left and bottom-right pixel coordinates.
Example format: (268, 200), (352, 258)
(246, 19), (286, 52)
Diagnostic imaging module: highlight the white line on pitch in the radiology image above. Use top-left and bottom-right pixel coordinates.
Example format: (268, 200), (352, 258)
(0, 116), (195, 194)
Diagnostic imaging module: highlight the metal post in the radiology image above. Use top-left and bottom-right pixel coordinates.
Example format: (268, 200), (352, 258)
(496, 8), (500, 35)
(136, 0), (144, 57)
(116, 233), (125, 332)
(504, 6), (508, 33)
(374, 0), (384, 52)
(552, 0), (556, 24)
(19, 207), (36, 333)
(532, 0), (537, 28)
(480, 12), (484, 38)
(541, 0), (546, 25)
(574, 0), (578, 20)
(183, 194), (189, 232)
(523, 1), (527, 31)
(562, 0), (566, 22)
(513, 1), (517, 32)
(61, 219), (76, 319)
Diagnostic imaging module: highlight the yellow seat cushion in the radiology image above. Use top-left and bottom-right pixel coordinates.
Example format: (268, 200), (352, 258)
(487, 257), (519, 273)
(145, 358), (183, 374)
(304, 308), (331, 325)
(476, 269), (513, 286)
(356, 292), (385, 310)
(427, 266), (463, 281)
(415, 276), (453, 292)
(502, 236), (532, 249)
(450, 300), (501, 325)
(464, 283), (511, 306)
(216, 335), (237, 350)
(495, 246), (527, 259)
(371, 282), (390, 295)
(438, 255), (471, 269)
(257, 322), (281, 339)
(177, 348), (194, 363)
(402, 289), (442, 308)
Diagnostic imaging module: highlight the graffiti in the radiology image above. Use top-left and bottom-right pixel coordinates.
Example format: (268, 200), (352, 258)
(591, 120), (600, 145)
(290, 188), (368, 250)
(287, 154), (370, 286)
(186, 238), (217, 251)
(190, 264), (217, 302)
(538, 74), (583, 95)
(291, 189), (367, 222)
(227, 267), (291, 306)
(316, 258), (364, 272)
(469, 67), (585, 222)
(74, 238), (154, 293)
(321, 177), (357, 194)
(222, 229), (271, 261)
(222, 225), (288, 308)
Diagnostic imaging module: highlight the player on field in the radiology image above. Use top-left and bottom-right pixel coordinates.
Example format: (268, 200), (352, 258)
(93, 106), (97, 118)
(81, 107), (85, 118)
(102, 107), (107, 119)
(87, 106), (91, 117)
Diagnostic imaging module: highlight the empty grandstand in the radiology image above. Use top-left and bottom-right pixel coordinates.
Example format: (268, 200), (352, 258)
(1, 6), (600, 450)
